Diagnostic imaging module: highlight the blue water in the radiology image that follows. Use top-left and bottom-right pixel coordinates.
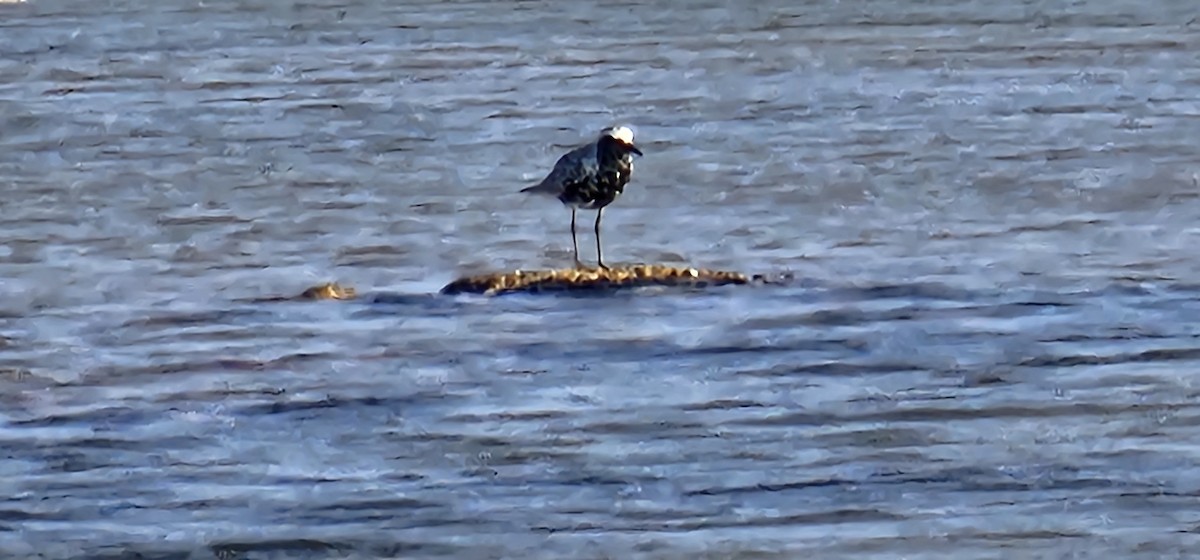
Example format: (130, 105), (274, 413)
(2, 0), (1200, 557)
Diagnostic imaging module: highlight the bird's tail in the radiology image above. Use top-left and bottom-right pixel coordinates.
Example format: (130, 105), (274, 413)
(520, 181), (554, 194)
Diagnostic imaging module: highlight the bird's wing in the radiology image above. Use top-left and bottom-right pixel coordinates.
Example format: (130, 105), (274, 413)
(521, 143), (597, 194)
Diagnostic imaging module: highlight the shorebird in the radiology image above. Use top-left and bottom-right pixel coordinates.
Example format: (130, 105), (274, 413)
(520, 125), (643, 269)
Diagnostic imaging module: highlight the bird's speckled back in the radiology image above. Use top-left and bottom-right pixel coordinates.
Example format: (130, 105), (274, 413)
(522, 133), (638, 210)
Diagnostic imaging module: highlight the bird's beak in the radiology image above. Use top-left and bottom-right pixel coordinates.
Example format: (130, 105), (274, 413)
(629, 143), (643, 156)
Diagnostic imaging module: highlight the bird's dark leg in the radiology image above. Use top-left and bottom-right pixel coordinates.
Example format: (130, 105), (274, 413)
(570, 207), (582, 268)
(594, 207), (608, 270)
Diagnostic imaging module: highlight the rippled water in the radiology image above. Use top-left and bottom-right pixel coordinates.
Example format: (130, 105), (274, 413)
(3, 0), (1200, 557)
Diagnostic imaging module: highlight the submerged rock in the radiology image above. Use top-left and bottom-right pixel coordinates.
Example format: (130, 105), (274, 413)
(440, 264), (754, 296)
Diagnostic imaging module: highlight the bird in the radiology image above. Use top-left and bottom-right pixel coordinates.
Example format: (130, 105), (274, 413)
(520, 125), (643, 269)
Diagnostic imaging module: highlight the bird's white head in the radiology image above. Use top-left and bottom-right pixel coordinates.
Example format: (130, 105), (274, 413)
(603, 125), (635, 145)
(600, 125), (642, 156)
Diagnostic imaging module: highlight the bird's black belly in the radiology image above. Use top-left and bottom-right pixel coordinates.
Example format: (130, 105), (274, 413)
(559, 168), (628, 210)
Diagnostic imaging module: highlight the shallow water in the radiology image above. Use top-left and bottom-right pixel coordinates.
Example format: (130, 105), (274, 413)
(3, 0), (1200, 558)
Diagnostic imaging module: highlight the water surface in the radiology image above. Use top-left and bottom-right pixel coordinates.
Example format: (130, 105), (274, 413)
(2, 0), (1200, 558)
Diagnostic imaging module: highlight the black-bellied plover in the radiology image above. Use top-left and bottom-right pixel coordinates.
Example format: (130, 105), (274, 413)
(520, 125), (643, 269)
